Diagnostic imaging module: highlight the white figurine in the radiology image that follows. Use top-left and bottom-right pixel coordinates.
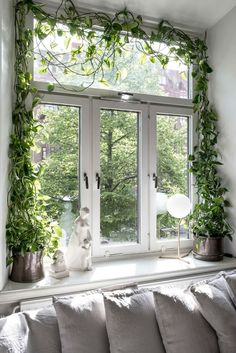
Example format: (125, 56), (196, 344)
(66, 207), (92, 271)
(49, 250), (69, 279)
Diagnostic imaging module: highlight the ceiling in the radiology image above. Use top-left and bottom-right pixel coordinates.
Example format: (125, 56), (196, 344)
(49, 0), (236, 33)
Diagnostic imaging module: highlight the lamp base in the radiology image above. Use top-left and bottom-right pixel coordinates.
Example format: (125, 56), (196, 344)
(160, 253), (190, 264)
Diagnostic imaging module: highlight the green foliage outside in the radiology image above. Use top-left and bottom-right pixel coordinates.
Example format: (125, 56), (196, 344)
(36, 106), (188, 243)
(100, 110), (138, 242)
(34, 105), (79, 220)
(157, 116), (189, 238)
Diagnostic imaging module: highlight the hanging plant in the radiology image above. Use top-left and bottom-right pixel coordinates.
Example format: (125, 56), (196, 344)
(8, 0), (232, 262)
(7, 0), (62, 262)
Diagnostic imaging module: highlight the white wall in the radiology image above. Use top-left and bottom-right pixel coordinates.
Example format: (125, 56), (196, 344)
(0, 0), (14, 290)
(208, 6), (236, 255)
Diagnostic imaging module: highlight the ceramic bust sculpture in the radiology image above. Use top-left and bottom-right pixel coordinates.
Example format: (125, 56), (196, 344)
(49, 250), (69, 279)
(66, 207), (92, 271)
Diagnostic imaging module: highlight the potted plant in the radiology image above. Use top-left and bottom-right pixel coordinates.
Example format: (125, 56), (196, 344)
(6, 136), (62, 283)
(7, 187), (62, 282)
(189, 104), (233, 261)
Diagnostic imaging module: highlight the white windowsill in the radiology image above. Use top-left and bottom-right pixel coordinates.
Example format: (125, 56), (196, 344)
(1, 253), (236, 304)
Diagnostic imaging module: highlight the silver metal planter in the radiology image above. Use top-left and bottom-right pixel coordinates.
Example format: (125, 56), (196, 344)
(10, 251), (44, 283)
(193, 236), (224, 261)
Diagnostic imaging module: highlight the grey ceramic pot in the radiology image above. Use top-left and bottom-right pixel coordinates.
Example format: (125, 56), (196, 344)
(193, 236), (224, 261)
(10, 251), (44, 283)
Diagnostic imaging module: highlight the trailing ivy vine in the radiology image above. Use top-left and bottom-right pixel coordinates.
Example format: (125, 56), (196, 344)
(8, 0), (232, 258)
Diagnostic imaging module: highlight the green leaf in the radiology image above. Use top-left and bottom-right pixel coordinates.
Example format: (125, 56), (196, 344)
(64, 37), (71, 49)
(137, 15), (142, 23)
(85, 16), (92, 28)
(192, 94), (201, 104)
(224, 200), (231, 207)
(47, 83), (55, 92)
(188, 155), (195, 161)
(98, 78), (109, 86)
(112, 22), (122, 31)
(57, 29), (63, 37)
(149, 56), (156, 64)
(139, 53), (147, 65)
(115, 71), (121, 81)
(32, 97), (41, 108)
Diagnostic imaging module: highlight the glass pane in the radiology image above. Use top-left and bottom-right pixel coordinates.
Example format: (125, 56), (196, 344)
(156, 115), (189, 239)
(100, 109), (139, 244)
(33, 104), (80, 247)
(34, 22), (189, 99)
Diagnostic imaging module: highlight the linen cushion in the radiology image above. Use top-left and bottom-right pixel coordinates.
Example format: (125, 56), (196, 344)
(153, 286), (219, 353)
(103, 288), (165, 353)
(54, 291), (110, 353)
(223, 270), (236, 305)
(24, 305), (61, 353)
(0, 312), (28, 353)
(191, 273), (236, 353)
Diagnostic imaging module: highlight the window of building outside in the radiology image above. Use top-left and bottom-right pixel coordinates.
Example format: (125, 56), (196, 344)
(33, 21), (193, 257)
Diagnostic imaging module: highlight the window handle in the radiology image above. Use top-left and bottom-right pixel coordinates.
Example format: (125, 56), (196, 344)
(153, 173), (158, 189)
(96, 172), (101, 189)
(84, 172), (89, 189)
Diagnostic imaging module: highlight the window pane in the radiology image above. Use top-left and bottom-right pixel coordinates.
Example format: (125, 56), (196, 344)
(33, 104), (80, 247)
(156, 115), (189, 239)
(33, 22), (189, 99)
(100, 109), (139, 244)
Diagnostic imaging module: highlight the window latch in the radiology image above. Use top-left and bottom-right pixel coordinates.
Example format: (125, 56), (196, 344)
(152, 173), (158, 189)
(84, 172), (89, 189)
(96, 172), (101, 189)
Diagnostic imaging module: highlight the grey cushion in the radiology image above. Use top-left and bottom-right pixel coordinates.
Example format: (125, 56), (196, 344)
(191, 273), (236, 353)
(223, 270), (236, 305)
(153, 286), (219, 353)
(0, 312), (28, 353)
(24, 305), (61, 353)
(103, 288), (165, 353)
(54, 291), (110, 353)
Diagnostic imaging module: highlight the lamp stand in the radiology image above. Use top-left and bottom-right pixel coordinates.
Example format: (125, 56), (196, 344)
(160, 218), (190, 264)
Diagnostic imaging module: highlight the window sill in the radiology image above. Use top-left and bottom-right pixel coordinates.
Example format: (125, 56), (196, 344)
(1, 253), (236, 304)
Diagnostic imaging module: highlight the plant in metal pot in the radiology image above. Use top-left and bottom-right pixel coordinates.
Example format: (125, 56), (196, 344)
(189, 63), (233, 260)
(6, 1), (62, 283)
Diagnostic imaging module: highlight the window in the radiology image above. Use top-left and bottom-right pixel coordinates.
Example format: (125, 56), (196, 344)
(92, 100), (149, 256)
(33, 23), (193, 257)
(156, 114), (190, 240)
(99, 109), (139, 244)
(149, 105), (192, 252)
(33, 96), (91, 250)
(34, 103), (80, 247)
(33, 22), (189, 99)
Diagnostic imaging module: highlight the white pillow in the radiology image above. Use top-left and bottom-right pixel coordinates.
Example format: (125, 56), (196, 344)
(54, 291), (110, 353)
(103, 288), (165, 353)
(191, 274), (236, 353)
(0, 312), (28, 353)
(24, 305), (61, 353)
(153, 286), (219, 353)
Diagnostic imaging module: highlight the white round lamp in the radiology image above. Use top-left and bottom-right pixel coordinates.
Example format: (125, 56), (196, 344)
(167, 194), (191, 218)
(164, 193), (191, 262)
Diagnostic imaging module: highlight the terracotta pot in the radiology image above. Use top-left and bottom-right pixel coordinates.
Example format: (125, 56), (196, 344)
(10, 251), (44, 283)
(193, 236), (224, 261)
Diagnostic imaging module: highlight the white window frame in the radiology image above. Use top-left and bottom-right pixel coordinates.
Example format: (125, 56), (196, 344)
(37, 88), (195, 258)
(149, 104), (193, 252)
(39, 93), (92, 215)
(91, 99), (149, 257)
